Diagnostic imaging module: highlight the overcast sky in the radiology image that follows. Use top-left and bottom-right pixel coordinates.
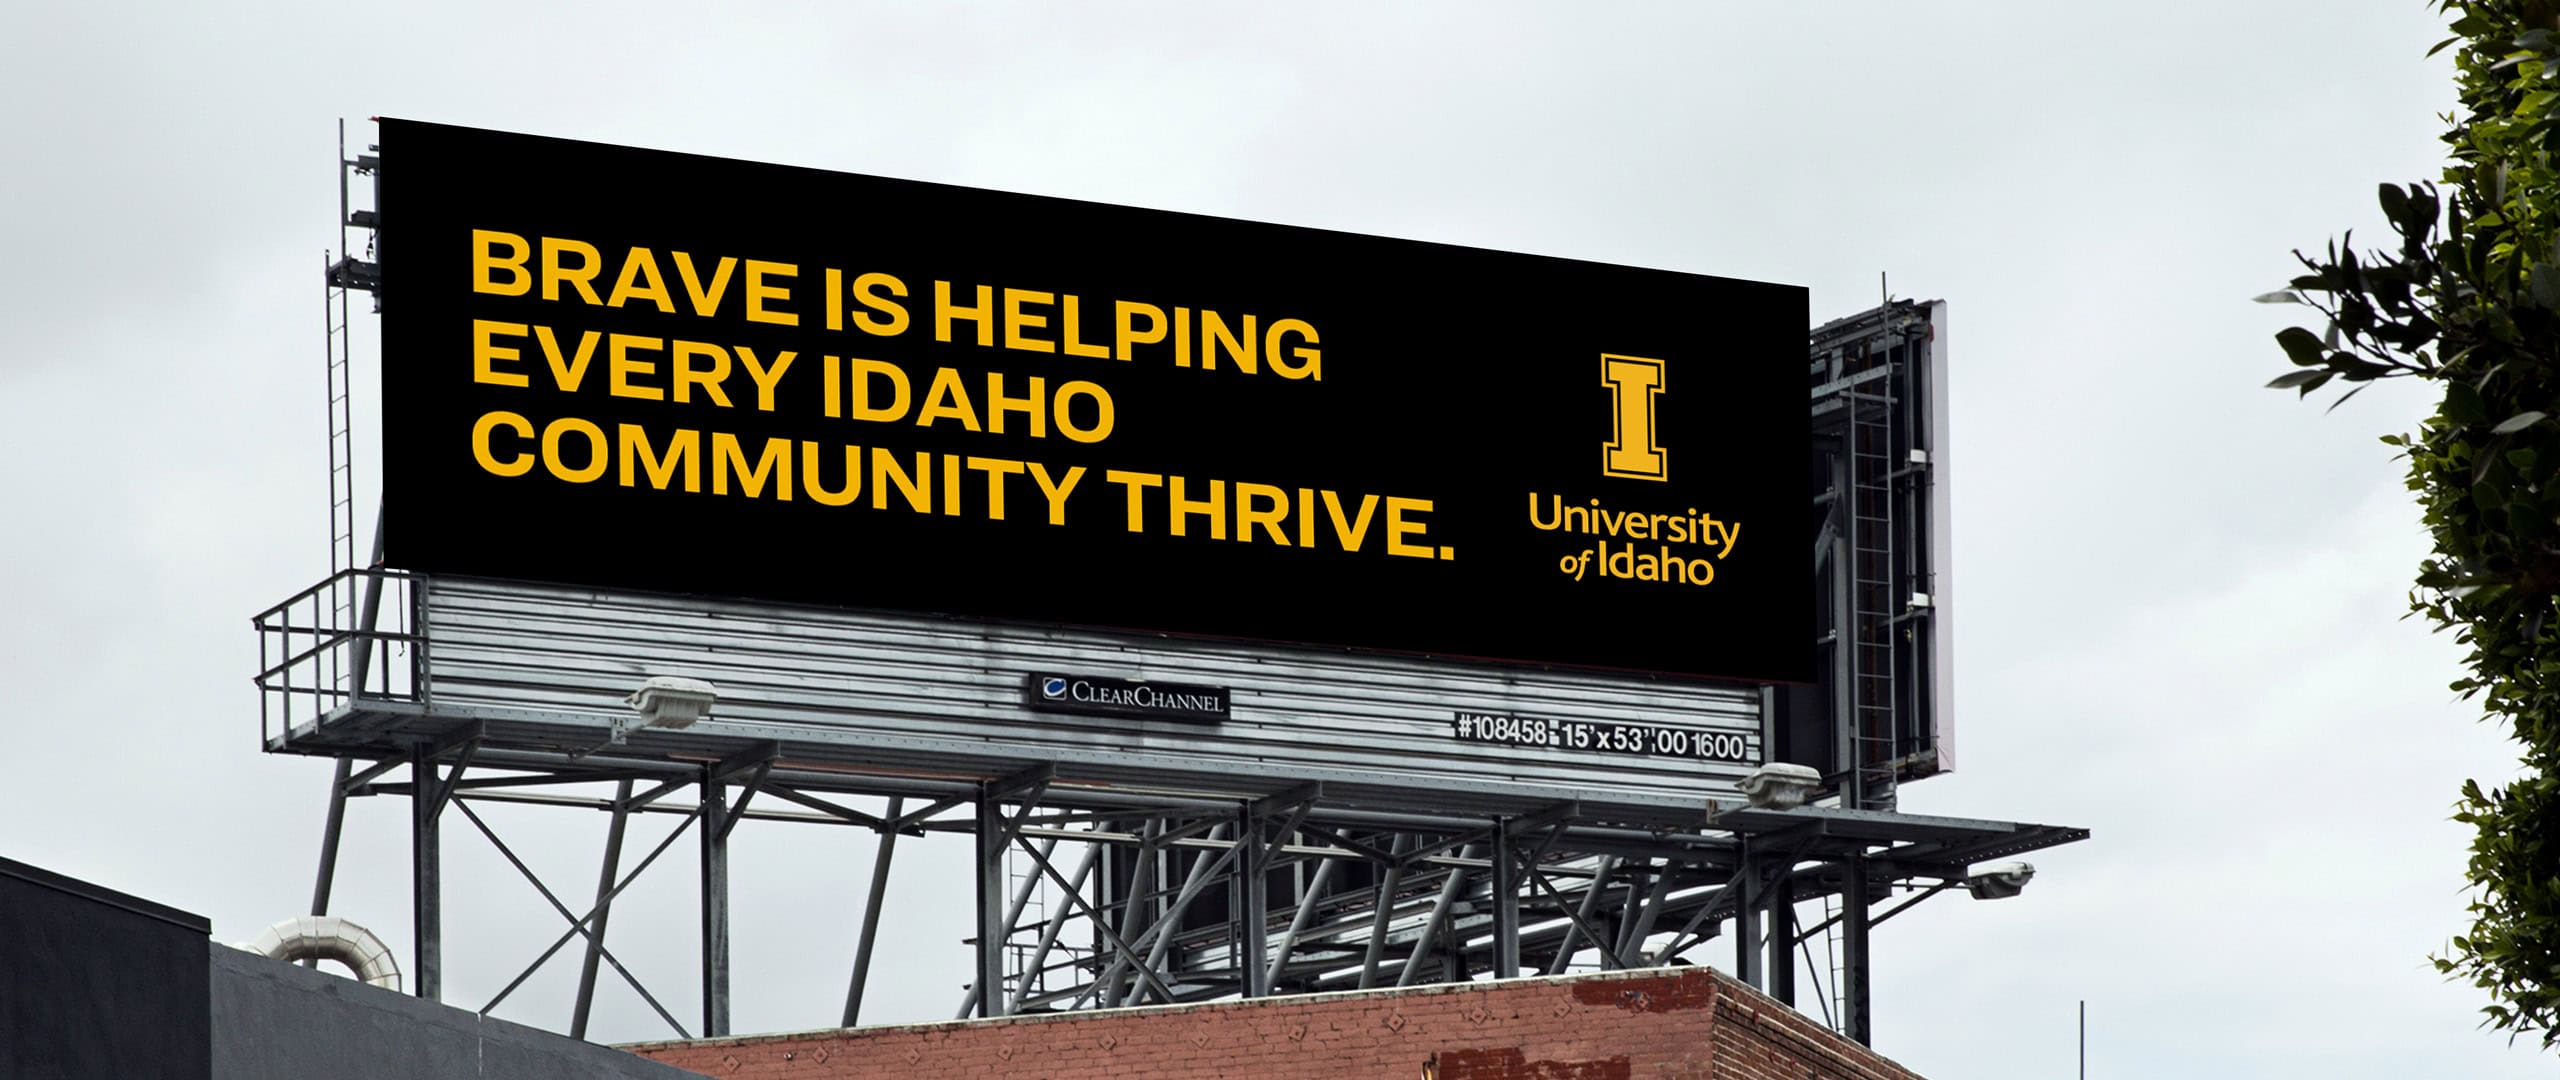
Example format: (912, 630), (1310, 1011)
(0, 2), (2532, 1076)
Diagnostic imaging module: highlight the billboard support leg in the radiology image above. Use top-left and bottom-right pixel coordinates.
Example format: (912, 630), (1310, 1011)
(843, 795), (903, 1028)
(1735, 840), (1763, 989)
(973, 789), (1006, 1018)
(699, 745), (772, 1038)
(1238, 805), (1270, 998)
(406, 728), (474, 1004)
(967, 768), (1052, 1018)
(1491, 822), (1520, 979)
(569, 778), (632, 1040)
(1842, 854), (1872, 1045)
(1767, 872), (1797, 1006)
(1236, 786), (1318, 999)
(410, 743), (441, 1001)
(700, 773), (729, 1037)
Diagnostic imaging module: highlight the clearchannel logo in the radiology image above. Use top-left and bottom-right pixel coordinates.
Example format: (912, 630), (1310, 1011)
(1021, 671), (1229, 724)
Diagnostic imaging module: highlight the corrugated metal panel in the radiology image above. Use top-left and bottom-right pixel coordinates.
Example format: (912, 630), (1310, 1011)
(417, 577), (1761, 811)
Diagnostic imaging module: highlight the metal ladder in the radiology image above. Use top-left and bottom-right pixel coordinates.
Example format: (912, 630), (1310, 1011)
(322, 120), (379, 690)
(1845, 364), (1900, 813)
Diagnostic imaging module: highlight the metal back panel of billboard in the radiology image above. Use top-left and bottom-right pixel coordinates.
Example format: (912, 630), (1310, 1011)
(416, 577), (1760, 819)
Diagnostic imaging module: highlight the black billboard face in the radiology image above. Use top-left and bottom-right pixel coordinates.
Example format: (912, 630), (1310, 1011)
(381, 120), (1811, 683)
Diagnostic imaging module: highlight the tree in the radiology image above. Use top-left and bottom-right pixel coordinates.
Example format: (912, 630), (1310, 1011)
(2267, 0), (2560, 1044)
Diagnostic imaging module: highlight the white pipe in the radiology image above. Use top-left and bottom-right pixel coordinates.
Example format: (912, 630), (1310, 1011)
(242, 915), (402, 992)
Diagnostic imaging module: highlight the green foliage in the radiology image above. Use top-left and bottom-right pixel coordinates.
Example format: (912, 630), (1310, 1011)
(2271, 0), (2560, 1044)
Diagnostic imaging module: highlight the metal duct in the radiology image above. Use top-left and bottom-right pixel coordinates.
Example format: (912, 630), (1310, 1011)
(242, 915), (401, 992)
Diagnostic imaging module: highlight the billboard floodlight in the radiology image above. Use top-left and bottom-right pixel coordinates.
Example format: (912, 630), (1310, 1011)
(1737, 762), (1822, 810)
(1964, 861), (2036, 900)
(625, 676), (718, 732)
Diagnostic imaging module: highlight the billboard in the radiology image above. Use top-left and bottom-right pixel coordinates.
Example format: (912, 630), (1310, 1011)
(381, 120), (1810, 683)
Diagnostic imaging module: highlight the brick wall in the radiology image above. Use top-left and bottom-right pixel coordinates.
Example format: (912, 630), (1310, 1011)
(624, 967), (1923, 1080)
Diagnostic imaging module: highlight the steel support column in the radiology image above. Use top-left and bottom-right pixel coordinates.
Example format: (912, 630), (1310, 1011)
(1842, 854), (1872, 1045)
(410, 743), (441, 1001)
(973, 788), (1007, 1018)
(1490, 820), (1520, 979)
(1767, 872), (1797, 1006)
(1735, 841), (1763, 989)
(569, 778), (633, 1040)
(700, 774), (730, 1038)
(843, 795), (903, 1028)
(1238, 804), (1271, 998)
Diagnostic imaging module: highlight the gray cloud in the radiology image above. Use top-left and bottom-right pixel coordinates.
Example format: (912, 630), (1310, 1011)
(0, 2), (2531, 1075)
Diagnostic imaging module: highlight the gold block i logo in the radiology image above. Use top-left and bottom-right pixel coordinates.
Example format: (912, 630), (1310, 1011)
(1600, 354), (1667, 481)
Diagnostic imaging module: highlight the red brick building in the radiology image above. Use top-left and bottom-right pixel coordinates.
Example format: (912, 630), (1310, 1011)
(626, 967), (1921, 1080)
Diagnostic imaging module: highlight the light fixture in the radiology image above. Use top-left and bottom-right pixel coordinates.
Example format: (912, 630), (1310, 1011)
(622, 676), (718, 736)
(1737, 762), (1822, 810)
(1964, 860), (2035, 900)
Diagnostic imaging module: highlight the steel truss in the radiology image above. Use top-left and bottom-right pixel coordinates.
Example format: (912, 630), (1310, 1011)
(256, 584), (2082, 1046)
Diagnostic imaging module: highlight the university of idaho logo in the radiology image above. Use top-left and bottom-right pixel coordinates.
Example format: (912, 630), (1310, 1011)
(1600, 354), (1667, 481)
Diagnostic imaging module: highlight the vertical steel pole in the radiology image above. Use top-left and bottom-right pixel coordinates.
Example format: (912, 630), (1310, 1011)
(973, 788), (1007, 1018)
(410, 743), (441, 1001)
(1490, 823), (1520, 979)
(1842, 854), (1872, 1045)
(1735, 842), (1764, 989)
(1238, 805), (1270, 998)
(1766, 872), (1797, 1006)
(700, 774), (730, 1038)
(843, 796), (903, 1028)
(569, 779), (634, 1040)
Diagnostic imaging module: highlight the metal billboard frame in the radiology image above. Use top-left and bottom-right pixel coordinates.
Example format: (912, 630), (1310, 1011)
(265, 128), (2080, 1050)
